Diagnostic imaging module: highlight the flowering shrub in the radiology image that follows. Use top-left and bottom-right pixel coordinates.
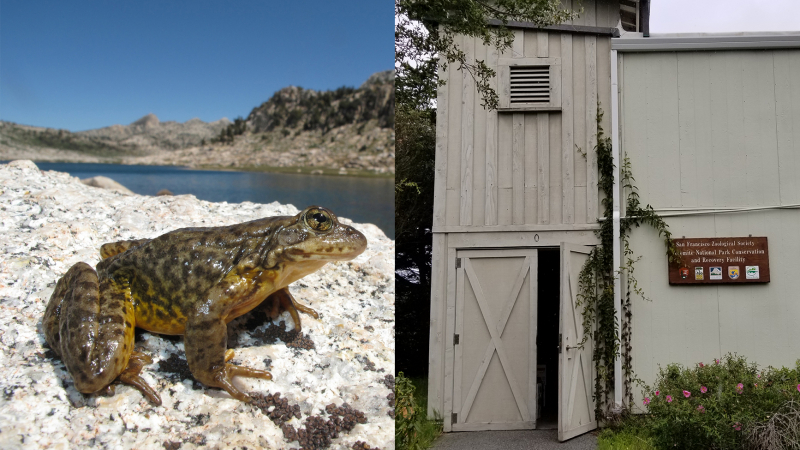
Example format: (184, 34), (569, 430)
(643, 354), (800, 450)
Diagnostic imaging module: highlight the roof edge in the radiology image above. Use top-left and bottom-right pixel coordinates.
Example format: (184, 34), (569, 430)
(612, 32), (800, 51)
(488, 19), (619, 37)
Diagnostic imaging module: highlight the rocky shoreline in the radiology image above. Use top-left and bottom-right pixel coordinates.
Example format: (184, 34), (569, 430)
(0, 160), (395, 449)
(121, 122), (395, 176)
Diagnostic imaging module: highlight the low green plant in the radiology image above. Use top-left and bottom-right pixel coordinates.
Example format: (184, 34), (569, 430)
(642, 354), (800, 449)
(395, 372), (442, 450)
(597, 412), (656, 449)
(598, 428), (656, 450)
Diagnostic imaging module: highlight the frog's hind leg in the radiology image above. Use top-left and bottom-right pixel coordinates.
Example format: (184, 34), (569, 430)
(257, 288), (319, 332)
(100, 238), (152, 259)
(43, 263), (146, 400)
(184, 317), (271, 402)
(116, 351), (161, 405)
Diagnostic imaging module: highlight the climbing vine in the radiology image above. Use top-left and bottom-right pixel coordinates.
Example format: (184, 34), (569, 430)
(576, 108), (681, 418)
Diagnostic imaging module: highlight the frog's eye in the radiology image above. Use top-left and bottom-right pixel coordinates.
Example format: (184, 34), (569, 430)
(304, 208), (333, 232)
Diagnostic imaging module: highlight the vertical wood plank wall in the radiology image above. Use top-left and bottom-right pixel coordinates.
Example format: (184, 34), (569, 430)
(429, 22), (615, 418)
(428, 0), (619, 417)
(433, 29), (612, 231)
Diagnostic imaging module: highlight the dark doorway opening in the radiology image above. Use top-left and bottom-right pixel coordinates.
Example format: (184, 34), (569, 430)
(536, 248), (560, 429)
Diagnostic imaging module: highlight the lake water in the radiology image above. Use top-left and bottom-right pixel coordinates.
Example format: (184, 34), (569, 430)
(30, 162), (394, 239)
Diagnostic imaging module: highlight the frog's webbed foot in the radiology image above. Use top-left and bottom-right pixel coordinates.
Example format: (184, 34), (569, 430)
(259, 288), (319, 332)
(210, 350), (272, 402)
(185, 318), (272, 403)
(116, 351), (161, 406)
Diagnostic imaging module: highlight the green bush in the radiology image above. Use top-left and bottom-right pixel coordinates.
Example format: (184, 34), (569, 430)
(396, 372), (422, 449)
(643, 354), (800, 449)
(395, 373), (442, 450)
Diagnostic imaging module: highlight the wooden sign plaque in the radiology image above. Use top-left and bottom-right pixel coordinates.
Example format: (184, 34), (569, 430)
(668, 237), (770, 285)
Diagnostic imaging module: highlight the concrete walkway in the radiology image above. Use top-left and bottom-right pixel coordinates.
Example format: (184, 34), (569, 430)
(431, 430), (597, 450)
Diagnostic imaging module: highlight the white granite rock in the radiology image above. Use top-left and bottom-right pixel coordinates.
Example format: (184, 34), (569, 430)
(0, 161), (395, 450)
(80, 175), (136, 195)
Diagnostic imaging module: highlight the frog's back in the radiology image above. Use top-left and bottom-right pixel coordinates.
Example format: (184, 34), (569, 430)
(97, 216), (292, 313)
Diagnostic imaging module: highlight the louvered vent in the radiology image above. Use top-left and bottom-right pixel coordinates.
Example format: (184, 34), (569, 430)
(509, 65), (550, 104)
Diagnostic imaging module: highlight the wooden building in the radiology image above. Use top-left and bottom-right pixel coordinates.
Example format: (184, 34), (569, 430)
(427, 0), (800, 442)
(615, 34), (800, 408)
(427, 0), (622, 441)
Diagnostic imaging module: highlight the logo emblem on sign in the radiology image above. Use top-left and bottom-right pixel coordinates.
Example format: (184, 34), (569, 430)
(680, 267), (689, 279)
(746, 266), (759, 280)
(710, 266), (722, 280)
(695, 267), (704, 280)
(728, 266), (740, 279)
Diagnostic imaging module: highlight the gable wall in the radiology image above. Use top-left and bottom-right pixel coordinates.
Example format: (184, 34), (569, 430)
(433, 18), (617, 232)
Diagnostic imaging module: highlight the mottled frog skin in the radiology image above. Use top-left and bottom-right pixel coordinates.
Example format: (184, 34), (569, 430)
(43, 206), (367, 405)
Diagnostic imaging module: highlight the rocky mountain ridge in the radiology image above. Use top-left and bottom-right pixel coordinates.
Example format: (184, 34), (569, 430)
(79, 113), (232, 150)
(0, 70), (394, 174)
(0, 115), (231, 158)
(246, 71), (393, 134)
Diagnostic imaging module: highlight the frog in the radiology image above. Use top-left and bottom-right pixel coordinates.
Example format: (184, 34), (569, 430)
(43, 206), (367, 405)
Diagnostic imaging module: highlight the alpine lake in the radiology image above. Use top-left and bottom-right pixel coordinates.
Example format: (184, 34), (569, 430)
(30, 162), (394, 239)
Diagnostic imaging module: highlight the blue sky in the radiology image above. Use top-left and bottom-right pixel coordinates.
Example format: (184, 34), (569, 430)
(0, 1), (393, 131)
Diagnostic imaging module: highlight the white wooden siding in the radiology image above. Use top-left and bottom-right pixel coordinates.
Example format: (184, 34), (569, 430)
(428, 0), (618, 417)
(433, 29), (612, 231)
(620, 49), (800, 407)
(561, 0), (621, 27)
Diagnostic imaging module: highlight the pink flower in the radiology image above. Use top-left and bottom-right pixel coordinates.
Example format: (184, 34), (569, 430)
(699, 362), (704, 368)
(796, 384), (800, 393)
(733, 422), (742, 431)
(697, 405), (706, 413)
(736, 383), (744, 394)
(683, 390), (691, 398)
(655, 390), (660, 396)
(754, 383), (758, 387)
(643, 397), (651, 406)
(666, 395), (673, 403)
(757, 374), (761, 379)
(715, 359), (720, 364)
(700, 386), (708, 394)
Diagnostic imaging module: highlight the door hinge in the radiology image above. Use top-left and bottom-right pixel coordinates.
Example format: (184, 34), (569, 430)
(452, 412), (458, 423)
(454, 334), (460, 345)
(455, 258), (461, 269)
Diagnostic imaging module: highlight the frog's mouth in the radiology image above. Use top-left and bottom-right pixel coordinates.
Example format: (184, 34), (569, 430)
(284, 224), (367, 261)
(286, 243), (366, 260)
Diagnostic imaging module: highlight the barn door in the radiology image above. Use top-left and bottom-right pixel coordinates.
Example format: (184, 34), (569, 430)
(451, 249), (538, 431)
(558, 243), (597, 441)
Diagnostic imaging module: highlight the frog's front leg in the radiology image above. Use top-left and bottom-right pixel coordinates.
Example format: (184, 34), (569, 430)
(184, 312), (272, 402)
(256, 287), (319, 331)
(44, 263), (159, 403)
